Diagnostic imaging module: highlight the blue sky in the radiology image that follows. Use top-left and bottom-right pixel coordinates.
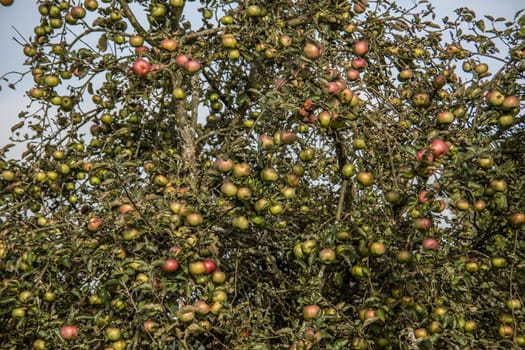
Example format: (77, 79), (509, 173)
(0, 1), (523, 158)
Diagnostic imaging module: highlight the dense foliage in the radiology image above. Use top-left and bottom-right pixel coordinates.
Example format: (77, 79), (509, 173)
(0, 0), (524, 349)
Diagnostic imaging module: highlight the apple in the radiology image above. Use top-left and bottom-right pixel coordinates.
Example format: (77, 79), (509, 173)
(236, 186), (251, 200)
(259, 134), (274, 149)
(246, 4), (262, 17)
(318, 248), (336, 264)
(417, 149), (433, 162)
(385, 190), (401, 204)
(105, 327), (121, 341)
(303, 304), (320, 320)
(414, 328), (429, 339)
(501, 95), (519, 110)
(11, 307), (26, 318)
(32, 339), (46, 350)
(203, 259), (216, 274)
(132, 59), (150, 75)
(436, 111), (454, 124)
(87, 216), (102, 232)
(221, 34), (237, 48)
(184, 59), (201, 73)
(141, 320), (157, 333)
(473, 200), (486, 211)
(60, 325), (79, 340)
(478, 156), (493, 169)
(212, 290), (228, 303)
(486, 90), (505, 106)
(342, 163), (355, 177)
(397, 250), (412, 263)
(212, 270), (226, 284)
(414, 217), (432, 231)
(351, 58), (368, 70)
(356, 171), (373, 186)
(369, 242), (386, 256)
(175, 54), (189, 67)
(398, 69), (413, 81)
(463, 320), (477, 332)
(490, 179), (507, 192)
(185, 213), (203, 226)
(433, 74), (447, 88)
(0, 0), (14, 6)
(160, 38), (177, 51)
(430, 138), (448, 158)
(119, 204), (134, 215)
(506, 299), (521, 310)
(303, 42), (323, 59)
(498, 325), (513, 339)
(412, 92), (430, 107)
(176, 306), (195, 323)
(232, 162), (250, 177)
(214, 157), (235, 173)
(189, 261), (206, 275)
(194, 301), (211, 315)
(353, 40), (369, 56)
(261, 167), (279, 182)
(509, 212), (525, 225)
(346, 69), (360, 81)
(280, 130), (297, 144)
(161, 259), (179, 272)
(422, 237), (439, 251)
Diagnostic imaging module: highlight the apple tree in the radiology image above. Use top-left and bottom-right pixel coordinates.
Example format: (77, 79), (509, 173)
(0, 0), (524, 349)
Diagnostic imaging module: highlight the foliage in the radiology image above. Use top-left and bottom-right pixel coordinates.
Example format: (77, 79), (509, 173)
(0, 0), (524, 349)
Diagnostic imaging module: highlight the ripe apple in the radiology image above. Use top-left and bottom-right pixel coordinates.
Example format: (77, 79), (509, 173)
(161, 259), (179, 272)
(346, 69), (360, 81)
(60, 325), (79, 340)
(356, 171), (373, 186)
(232, 162), (250, 177)
(0, 0), (14, 6)
(351, 58), (368, 70)
(303, 304), (320, 320)
(215, 157), (234, 172)
(160, 38), (177, 51)
(353, 40), (369, 56)
(132, 59), (150, 75)
(87, 216), (103, 232)
(184, 59), (201, 73)
(501, 95), (519, 110)
(398, 69), (413, 81)
(280, 130), (297, 144)
(203, 259), (216, 274)
(509, 212), (525, 225)
(194, 301), (211, 315)
(303, 42), (323, 59)
(412, 92), (430, 107)
(141, 320), (157, 333)
(175, 54), (189, 67)
(430, 138), (448, 158)
(422, 237), (439, 251)
(498, 325), (513, 339)
(436, 111), (454, 124)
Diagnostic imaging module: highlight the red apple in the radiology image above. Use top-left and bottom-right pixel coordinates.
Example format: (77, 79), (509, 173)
(430, 139), (448, 158)
(87, 216), (102, 232)
(132, 59), (150, 75)
(215, 157), (234, 172)
(203, 259), (216, 274)
(353, 40), (369, 56)
(346, 69), (360, 81)
(303, 304), (320, 320)
(486, 90), (505, 106)
(161, 259), (180, 272)
(351, 58), (368, 70)
(60, 325), (79, 340)
(175, 54), (189, 67)
(422, 238), (439, 251)
(184, 59), (201, 73)
(414, 217), (432, 231)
